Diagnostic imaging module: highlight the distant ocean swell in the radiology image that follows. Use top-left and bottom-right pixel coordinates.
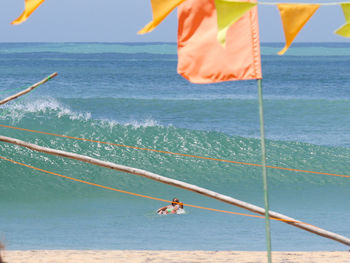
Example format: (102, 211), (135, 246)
(0, 99), (349, 202)
(0, 42), (350, 56)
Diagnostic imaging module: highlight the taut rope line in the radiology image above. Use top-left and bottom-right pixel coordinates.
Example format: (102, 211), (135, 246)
(0, 154), (315, 226)
(1, 135), (350, 247)
(0, 73), (57, 106)
(0, 124), (349, 179)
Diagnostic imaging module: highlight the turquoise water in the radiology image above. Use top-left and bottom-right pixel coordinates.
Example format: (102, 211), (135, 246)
(0, 43), (349, 251)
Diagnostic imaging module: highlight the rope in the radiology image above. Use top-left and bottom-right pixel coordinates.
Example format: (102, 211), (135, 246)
(0, 87), (28, 116)
(0, 154), (316, 227)
(0, 124), (349, 179)
(259, 1), (347, 5)
(2, 86), (27, 95)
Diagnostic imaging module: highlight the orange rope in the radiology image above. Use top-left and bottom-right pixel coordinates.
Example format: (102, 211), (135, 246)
(0, 154), (315, 227)
(0, 124), (349, 179)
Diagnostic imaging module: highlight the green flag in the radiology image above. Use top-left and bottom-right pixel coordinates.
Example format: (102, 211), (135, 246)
(215, 0), (256, 46)
(335, 3), (350, 37)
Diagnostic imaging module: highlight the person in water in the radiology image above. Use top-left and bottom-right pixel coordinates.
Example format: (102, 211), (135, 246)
(157, 198), (184, 215)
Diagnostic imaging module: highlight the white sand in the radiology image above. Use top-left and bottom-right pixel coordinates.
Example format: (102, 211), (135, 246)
(2, 250), (350, 263)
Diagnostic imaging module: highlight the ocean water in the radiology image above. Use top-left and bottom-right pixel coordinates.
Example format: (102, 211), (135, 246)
(0, 42), (349, 251)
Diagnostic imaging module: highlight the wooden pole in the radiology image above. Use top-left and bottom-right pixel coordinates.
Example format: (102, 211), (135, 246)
(0, 135), (350, 247)
(0, 72), (58, 106)
(257, 79), (272, 263)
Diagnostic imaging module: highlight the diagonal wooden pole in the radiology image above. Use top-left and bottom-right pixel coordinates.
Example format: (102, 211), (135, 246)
(257, 79), (272, 263)
(1, 135), (350, 248)
(0, 72), (57, 106)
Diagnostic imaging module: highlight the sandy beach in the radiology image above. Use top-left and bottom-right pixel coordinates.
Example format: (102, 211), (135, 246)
(1, 250), (349, 263)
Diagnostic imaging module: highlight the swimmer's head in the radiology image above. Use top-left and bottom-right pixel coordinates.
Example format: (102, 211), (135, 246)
(172, 198), (179, 206)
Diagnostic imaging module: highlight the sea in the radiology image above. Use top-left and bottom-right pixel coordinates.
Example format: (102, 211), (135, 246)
(0, 42), (349, 251)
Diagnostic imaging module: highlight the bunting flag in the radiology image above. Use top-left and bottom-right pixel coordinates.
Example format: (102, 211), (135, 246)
(215, 0), (257, 46)
(335, 3), (350, 37)
(277, 3), (320, 55)
(177, 0), (261, 83)
(138, 0), (186, 34)
(12, 0), (45, 25)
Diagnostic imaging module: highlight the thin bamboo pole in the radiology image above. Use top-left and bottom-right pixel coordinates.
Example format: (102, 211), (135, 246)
(257, 79), (272, 263)
(0, 135), (350, 248)
(0, 73), (58, 106)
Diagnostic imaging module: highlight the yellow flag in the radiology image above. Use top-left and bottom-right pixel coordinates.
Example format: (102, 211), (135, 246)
(335, 3), (350, 37)
(215, 0), (257, 46)
(12, 0), (45, 25)
(277, 3), (319, 55)
(138, 0), (185, 34)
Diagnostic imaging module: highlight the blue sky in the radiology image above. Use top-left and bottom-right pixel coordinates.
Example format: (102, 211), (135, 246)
(0, 0), (348, 42)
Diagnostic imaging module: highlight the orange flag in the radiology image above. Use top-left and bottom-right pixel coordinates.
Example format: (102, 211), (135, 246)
(177, 0), (261, 84)
(12, 0), (45, 25)
(139, 0), (186, 34)
(277, 3), (319, 55)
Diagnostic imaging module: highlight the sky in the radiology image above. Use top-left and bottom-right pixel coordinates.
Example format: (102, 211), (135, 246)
(0, 0), (348, 43)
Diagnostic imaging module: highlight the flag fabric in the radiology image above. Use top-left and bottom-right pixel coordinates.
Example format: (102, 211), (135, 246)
(215, 0), (257, 46)
(138, 0), (186, 34)
(277, 3), (320, 55)
(177, 0), (261, 84)
(335, 3), (350, 37)
(12, 0), (45, 25)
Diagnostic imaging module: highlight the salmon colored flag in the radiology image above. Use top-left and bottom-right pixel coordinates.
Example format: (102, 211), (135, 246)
(12, 0), (45, 25)
(215, 0), (257, 46)
(277, 3), (319, 55)
(177, 0), (261, 84)
(335, 3), (350, 37)
(138, 0), (186, 34)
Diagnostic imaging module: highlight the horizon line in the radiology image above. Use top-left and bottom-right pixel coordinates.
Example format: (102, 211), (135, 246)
(0, 41), (349, 44)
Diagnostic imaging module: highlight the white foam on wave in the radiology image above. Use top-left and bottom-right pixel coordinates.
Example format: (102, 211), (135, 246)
(98, 118), (163, 130)
(126, 118), (161, 129)
(1, 97), (165, 131)
(0, 97), (91, 122)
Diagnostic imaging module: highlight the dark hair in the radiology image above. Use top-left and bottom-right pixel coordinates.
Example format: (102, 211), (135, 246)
(172, 198), (179, 206)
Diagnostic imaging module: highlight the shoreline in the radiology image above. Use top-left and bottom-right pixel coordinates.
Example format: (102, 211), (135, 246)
(2, 250), (349, 263)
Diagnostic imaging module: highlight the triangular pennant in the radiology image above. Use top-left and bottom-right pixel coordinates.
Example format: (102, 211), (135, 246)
(277, 3), (320, 55)
(335, 3), (350, 37)
(12, 0), (45, 25)
(138, 0), (185, 34)
(215, 0), (256, 46)
(335, 23), (350, 37)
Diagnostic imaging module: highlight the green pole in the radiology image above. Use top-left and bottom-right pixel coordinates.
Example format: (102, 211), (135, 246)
(257, 78), (272, 263)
